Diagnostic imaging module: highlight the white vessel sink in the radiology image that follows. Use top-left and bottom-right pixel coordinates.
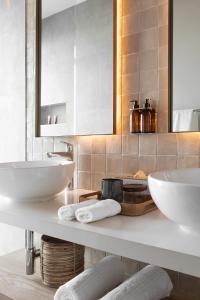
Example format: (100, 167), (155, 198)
(148, 168), (200, 231)
(0, 160), (75, 202)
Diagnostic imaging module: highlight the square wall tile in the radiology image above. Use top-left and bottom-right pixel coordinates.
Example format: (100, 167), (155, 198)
(122, 13), (140, 36)
(122, 134), (139, 155)
(106, 154), (122, 177)
(157, 133), (177, 155)
(177, 156), (199, 169)
(177, 133), (200, 156)
(122, 73), (140, 95)
(77, 136), (92, 154)
(122, 53), (139, 74)
(138, 0), (157, 11)
(140, 70), (158, 93)
(139, 49), (158, 71)
(159, 46), (168, 69)
(122, 0), (140, 16)
(159, 25), (168, 47)
(78, 155), (91, 172)
(156, 155), (177, 171)
(92, 136), (106, 154)
(122, 33), (140, 55)
(122, 155), (138, 176)
(158, 3), (168, 27)
(139, 155), (157, 174)
(106, 135), (122, 154)
(159, 68), (168, 90)
(140, 7), (158, 31)
(77, 171), (91, 190)
(157, 89), (168, 133)
(139, 28), (158, 51)
(122, 115), (130, 135)
(139, 134), (157, 155)
(92, 155), (106, 173)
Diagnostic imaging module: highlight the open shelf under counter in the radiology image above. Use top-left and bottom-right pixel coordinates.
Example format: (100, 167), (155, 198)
(0, 189), (200, 278)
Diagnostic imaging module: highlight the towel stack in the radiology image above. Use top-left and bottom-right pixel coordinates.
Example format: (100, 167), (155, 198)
(58, 199), (121, 223)
(54, 256), (173, 300)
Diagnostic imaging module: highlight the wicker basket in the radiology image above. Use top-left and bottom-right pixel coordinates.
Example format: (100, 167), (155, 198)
(40, 235), (85, 288)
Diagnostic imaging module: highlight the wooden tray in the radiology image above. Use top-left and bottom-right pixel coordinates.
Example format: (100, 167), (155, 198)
(120, 199), (156, 216)
(79, 191), (157, 217)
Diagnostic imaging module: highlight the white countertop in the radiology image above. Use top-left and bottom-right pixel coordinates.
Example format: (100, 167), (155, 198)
(0, 189), (200, 277)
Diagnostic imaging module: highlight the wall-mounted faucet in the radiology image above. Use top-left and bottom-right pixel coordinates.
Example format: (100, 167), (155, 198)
(47, 141), (73, 161)
(25, 141), (74, 276)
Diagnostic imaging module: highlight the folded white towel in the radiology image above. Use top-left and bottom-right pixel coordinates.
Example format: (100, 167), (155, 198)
(58, 199), (99, 221)
(75, 199), (121, 223)
(54, 255), (125, 300)
(173, 109), (200, 131)
(101, 265), (173, 300)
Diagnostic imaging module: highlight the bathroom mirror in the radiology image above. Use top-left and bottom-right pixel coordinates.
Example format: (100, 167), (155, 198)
(38, 0), (116, 136)
(170, 0), (200, 132)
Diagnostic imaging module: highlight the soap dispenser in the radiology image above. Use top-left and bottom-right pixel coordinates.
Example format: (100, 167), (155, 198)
(130, 100), (140, 133)
(140, 98), (156, 133)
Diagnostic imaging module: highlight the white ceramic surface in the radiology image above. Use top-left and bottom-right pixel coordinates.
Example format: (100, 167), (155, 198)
(148, 168), (200, 231)
(0, 160), (75, 202)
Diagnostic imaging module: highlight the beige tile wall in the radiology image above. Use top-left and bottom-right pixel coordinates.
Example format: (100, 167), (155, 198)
(26, 0), (200, 298)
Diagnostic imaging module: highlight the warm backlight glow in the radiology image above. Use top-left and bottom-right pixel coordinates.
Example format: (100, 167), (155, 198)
(116, 0), (122, 134)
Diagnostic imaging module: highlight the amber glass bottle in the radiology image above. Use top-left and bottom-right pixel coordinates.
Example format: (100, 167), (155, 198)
(130, 100), (140, 133)
(140, 99), (156, 133)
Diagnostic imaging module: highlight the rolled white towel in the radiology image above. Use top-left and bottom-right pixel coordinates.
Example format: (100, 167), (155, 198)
(58, 199), (99, 221)
(54, 255), (125, 300)
(75, 199), (121, 223)
(101, 265), (173, 300)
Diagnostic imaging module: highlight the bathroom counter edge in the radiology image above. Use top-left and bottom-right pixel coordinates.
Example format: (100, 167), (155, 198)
(0, 189), (199, 278)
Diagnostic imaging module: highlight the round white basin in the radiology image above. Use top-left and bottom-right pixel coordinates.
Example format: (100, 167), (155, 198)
(0, 160), (75, 202)
(148, 168), (200, 231)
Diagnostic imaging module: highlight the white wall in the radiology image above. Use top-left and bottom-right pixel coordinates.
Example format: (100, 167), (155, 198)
(0, 0), (26, 255)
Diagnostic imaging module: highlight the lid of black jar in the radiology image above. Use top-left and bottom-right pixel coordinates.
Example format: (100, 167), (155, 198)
(123, 184), (147, 193)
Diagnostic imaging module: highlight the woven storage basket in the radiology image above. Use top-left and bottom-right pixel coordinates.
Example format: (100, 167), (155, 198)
(41, 235), (85, 288)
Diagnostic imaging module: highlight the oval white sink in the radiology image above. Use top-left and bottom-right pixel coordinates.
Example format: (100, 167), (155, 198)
(148, 168), (200, 231)
(0, 160), (75, 202)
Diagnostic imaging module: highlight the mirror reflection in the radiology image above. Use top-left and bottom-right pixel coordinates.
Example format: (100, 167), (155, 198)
(40, 0), (115, 136)
(171, 0), (200, 132)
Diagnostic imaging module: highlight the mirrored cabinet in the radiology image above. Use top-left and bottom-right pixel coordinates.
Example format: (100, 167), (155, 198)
(170, 0), (200, 132)
(37, 0), (116, 137)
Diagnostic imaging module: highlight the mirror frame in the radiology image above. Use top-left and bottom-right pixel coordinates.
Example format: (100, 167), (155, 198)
(35, 0), (117, 137)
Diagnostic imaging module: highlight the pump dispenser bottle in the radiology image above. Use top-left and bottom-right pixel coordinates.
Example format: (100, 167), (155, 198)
(130, 100), (140, 133)
(140, 98), (156, 133)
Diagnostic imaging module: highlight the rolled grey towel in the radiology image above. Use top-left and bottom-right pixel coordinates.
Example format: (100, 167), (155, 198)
(101, 265), (173, 300)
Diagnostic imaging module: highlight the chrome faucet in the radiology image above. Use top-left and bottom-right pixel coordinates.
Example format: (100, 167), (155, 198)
(47, 141), (74, 189)
(47, 141), (73, 161)
(25, 141), (74, 276)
